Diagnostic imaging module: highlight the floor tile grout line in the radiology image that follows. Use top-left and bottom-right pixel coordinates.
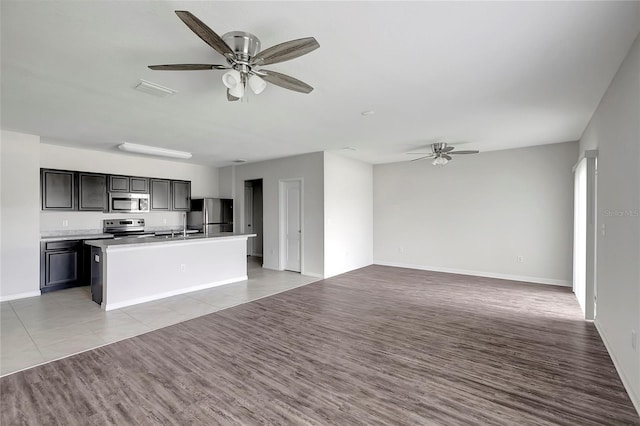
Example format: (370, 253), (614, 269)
(1, 260), (319, 377)
(7, 300), (43, 358)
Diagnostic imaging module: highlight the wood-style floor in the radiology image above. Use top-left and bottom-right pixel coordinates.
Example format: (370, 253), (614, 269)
(1, 265), (638, 425)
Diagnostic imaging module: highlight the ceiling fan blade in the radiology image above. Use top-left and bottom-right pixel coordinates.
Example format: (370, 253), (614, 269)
(406, 152), (432, 155)
(259, 69), (314, 93)
(251, 37), (319, 66)
(442, 154), (452, 161)
(227, 90), (240, 102)
(175, 11), (235, 61)
(411, 155), (435, 162)
(450, 150), (480, 154)
(149, 64), (229, 71)
(442, 146), (455, 153)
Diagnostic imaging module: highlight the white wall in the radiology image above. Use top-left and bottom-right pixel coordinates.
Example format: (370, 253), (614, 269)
(224, 152), (325, 277)
(374, 142), (577, 286)
(39, 143), (219, 231)
(579, 34), (640, 411)
(1, 131), (41, 300)
(324, 152), (373, 278)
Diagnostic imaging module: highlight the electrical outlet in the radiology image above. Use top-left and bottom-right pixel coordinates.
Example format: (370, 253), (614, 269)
(632, 330), (637, 351)
(517, 255), (524, 263)
(62, 219), (69, 227)
(163, 218), (167, 224)
(180, 264), (186, 272)
(398, 247), (404, 254)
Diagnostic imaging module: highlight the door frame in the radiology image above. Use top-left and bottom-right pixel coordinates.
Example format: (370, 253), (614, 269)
(572, 149), (597, 321)
(279, 178), (304, 273)
(244, 182), (254, 256)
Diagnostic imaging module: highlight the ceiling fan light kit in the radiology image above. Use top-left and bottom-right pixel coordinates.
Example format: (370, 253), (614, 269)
(248, 74), (267, 94)
(432, 156), (449, 166)
(222, 69), (244, 97)
(148, 11), (319, 101)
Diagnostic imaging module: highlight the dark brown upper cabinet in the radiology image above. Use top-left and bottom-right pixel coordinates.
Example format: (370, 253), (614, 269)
(109, 175), (149, 193)
(78, 173), (107, 211)
(41, 169), (76, 211)
(171, 180), (191, 211)
(42, 168), (190, 212)
(150, 179), (171, 211)
(130, 177), (149, 193)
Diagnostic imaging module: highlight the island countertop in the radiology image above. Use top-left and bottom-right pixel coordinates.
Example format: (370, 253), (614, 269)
(88, 232), (256, 310)
(85, 232), (256, 249)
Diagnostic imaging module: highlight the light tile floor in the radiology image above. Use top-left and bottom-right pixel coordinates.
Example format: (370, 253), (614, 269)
(0, 257), (319, 376)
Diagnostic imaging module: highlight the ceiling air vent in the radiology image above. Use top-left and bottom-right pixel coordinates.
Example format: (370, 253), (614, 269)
(134, 79), (177, 97)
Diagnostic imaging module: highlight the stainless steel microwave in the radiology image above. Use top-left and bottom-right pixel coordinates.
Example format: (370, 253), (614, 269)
(108, 193), (150, 213)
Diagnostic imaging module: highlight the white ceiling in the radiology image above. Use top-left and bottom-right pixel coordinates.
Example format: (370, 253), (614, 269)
(1, 1), (639, 167)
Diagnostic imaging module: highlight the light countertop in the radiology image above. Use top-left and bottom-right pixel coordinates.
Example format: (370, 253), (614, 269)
(41, 227), (200, 241)
(85, 233), (256, 249)
(41, 231), (114, 241)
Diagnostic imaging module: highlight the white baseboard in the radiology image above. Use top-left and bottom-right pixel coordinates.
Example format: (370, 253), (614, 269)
(303, 272), (324, 279)
(594, 320), (640, 415)
(262, 264), (324, 279)
(373, 261), (571, 287)
(0, 290), (41, 302)
(103, 276), (248, 311)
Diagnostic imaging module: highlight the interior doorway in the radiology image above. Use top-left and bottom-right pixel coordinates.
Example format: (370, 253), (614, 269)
(572, 151), (597, 320)
(244, 179), (263, 259)
(279, 179), (302, 273)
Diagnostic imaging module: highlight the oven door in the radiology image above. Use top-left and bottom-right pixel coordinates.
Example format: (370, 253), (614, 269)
(108, 193), (150, 213)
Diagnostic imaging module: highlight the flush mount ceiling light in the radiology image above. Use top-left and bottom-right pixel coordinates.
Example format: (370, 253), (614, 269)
(148, 11), (319, 102)
(118, 142), (192, 159)
(134, 79), (178, 97)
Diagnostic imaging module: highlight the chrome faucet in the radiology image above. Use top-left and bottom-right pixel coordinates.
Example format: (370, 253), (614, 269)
(183, 212), (187, 237)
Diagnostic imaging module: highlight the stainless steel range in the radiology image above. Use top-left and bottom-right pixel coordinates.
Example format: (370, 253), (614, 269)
(103, 218), (154, 239)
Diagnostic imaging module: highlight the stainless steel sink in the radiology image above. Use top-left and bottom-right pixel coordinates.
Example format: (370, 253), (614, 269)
(153, 233), (201, 240)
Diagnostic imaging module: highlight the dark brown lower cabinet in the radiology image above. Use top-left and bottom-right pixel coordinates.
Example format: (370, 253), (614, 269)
(40, 240), (82, 293)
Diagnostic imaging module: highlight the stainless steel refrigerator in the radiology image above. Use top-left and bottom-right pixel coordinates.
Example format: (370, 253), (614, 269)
(187, 198), (233, 234)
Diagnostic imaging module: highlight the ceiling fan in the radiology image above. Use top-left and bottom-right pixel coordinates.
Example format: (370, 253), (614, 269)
(148, 11), (319, 101)
(408, 142), (479, 166)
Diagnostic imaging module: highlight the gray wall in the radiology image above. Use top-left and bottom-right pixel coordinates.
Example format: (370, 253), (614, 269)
(223, 152), (325, 277)
(373, 141), (577, 286)
(579, 34), (640, 410)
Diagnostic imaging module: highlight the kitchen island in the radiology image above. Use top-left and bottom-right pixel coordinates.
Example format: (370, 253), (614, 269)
(86, 233), (256, 311)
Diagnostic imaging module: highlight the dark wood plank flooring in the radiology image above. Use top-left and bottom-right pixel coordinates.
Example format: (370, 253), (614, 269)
(1, 265), (638, 425)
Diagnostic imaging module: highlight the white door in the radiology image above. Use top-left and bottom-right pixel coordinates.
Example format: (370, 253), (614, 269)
(244, 184), (254, 255)
(283, 180), (301, 272)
